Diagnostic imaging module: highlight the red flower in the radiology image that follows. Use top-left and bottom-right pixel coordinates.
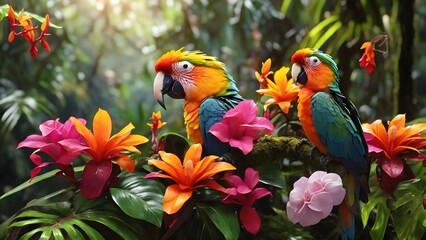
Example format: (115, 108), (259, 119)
(7, 4), (51, 58)
(359, 42), (376, 74)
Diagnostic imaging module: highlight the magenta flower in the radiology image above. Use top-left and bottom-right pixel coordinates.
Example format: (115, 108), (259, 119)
(17, 118), (88, 179)
(209, 100), (274, 155)
(286, 171), (345, 227)
(222, 167), (272, 234)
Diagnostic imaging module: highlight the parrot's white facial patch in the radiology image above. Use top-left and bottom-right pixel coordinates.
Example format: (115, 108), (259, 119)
(172, 61), (195, 88)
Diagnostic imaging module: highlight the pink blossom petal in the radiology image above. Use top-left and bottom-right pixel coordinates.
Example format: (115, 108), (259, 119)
(308, 192), (333, 217)
(29, 151), (43, 165)
(381, 157), (405, 178)
(58, 139), (88, 151)
(244, 167), (259, 189)
(240, 206), (261, 234)
(225, 175), (245, 188)
(17, 135), (47, 149)
(250, 187), (272, 201)
(296, 206), (323, 227)
(209, 122), (230, 142)
(229, 136), (254, 155)
(80, 160), (113, 199)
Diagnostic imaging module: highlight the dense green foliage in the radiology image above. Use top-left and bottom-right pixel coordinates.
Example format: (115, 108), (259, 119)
(1, 0), (426, 239)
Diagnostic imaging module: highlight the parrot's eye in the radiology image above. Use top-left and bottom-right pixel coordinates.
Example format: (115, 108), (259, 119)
(308, 56), (321, 67)
(176, 61), (194, 72)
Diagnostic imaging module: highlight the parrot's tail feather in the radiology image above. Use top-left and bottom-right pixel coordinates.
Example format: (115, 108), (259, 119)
(339, 203), (355, 240)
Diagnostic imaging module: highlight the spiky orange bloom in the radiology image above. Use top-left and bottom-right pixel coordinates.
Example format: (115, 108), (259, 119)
(362, 114), (426, 178)
(359, 42), (376, 74)
(256, 66), (299, 114)
(145, 143), (236, 214)
(71, 108), (148, 171)
(255, 58), (273, 89)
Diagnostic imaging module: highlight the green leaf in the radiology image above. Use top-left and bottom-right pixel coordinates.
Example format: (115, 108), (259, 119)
(0, 4), (9, 21)
(0, 166), (84, 200)
(198, 204), (240, 240)
(257, 162), (286, 188)
(110, 172), (165, 227)
(390, 165), (426, 240)
(301, 15), (338, 48)
(313, 21), (342, 49)
(370, 202), (390, 240)
(160, 131), (190, 159)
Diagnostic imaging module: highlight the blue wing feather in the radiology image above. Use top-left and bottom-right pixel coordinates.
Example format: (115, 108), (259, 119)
(199, 95), (244, 156)
(311, 91), (368, 177)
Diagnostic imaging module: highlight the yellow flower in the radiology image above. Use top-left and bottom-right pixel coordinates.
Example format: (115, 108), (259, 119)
(255, 58), (273, 89)
(256, 66), (300, 114)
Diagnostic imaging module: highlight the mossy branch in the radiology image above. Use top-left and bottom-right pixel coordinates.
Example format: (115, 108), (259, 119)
(228, 135), (350, 181)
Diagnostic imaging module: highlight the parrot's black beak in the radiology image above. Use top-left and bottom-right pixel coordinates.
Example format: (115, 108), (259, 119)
(291, 64), (308, 86)
(153, 72), (186, 110)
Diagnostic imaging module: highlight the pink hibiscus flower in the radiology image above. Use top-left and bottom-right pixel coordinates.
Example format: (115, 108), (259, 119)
(222, 167), (272, 234)
(209, 100), (274, 155)
(17, 117), (88, 179)
(286, 171), (345, 227)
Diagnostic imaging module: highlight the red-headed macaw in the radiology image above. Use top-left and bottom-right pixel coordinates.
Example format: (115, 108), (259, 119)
(291, 48), (370, 240)
(153, 48), (244, 156)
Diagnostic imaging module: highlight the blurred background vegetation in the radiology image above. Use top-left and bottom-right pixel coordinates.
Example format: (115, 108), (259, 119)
(1, 0), (425, 232)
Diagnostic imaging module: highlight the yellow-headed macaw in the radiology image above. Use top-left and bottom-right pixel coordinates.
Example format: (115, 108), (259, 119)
(291, 48), (370, 240)
(153, 48), (244, 156)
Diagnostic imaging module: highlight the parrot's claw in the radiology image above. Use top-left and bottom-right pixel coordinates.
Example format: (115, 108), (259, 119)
(320, 155), (330, 171)
(217, 153), (235, 165)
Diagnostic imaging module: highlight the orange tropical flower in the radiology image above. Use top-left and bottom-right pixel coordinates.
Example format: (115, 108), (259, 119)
(256, 66), (300, 114)
(145, 143), (236, 214)
(71, 108), (149, 199)
(359, 41), (376, 74)
(255, 58), (273, 90)
(362, 114), (426, 193)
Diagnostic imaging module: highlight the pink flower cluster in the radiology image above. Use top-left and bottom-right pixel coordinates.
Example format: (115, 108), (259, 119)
(17, 118), (88, 178)
(222, 167), (271, 234)
(209, 100), (274, 155)
(286, 171), (345, 227)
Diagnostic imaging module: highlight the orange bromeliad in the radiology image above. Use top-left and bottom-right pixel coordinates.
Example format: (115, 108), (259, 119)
(145, 143), (236, 214)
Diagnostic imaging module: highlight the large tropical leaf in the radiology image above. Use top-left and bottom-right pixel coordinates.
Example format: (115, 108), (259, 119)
(0, 166), (84, 200)
(198, 204), (240, 240)
(390, 163), (426, 240)
(110, 172), (165, 227)
(4, 193), (146, 240)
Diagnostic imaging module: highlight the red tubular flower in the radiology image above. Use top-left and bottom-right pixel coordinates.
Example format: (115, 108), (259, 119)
(359, 41), (376, 74)
(7, 5), (51, 58)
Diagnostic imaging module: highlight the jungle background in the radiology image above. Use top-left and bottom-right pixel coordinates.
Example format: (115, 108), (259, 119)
(0, 0), (425, 238)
